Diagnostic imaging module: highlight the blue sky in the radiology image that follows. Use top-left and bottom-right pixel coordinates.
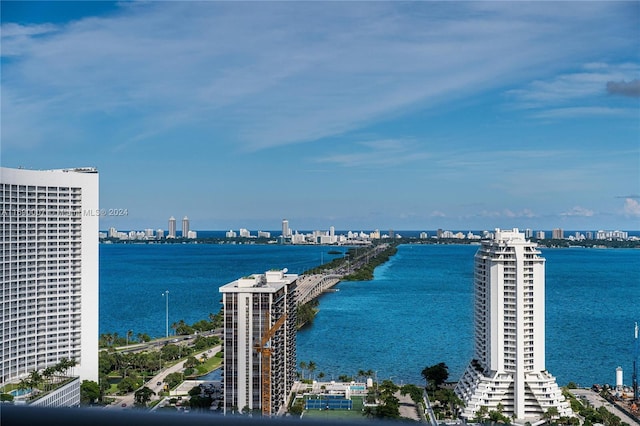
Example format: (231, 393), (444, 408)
(2, 1), (639, 232)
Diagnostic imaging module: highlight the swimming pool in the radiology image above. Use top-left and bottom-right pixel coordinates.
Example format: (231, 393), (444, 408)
(9, 388), (31, 397)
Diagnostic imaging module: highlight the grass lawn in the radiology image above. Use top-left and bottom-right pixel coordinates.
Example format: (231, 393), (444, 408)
(194, 354), (222, 375)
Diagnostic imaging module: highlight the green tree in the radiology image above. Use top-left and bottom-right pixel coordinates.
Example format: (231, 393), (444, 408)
(117, 376), (138, 394)
(299, 361), (307, 380)
(28, 369), (43, 391)
(188, 385), (202, 397)
(80, 380), (101, 405)
(134, 386), (155, 407)
(126, 330), (133, 346)
(308, 361), (316, 380)
(161, 344), (181, 361)
(421, 362), (449, 393)
(375, 379), (400, 419)
(544, 406), (560, 421)
(184, 356), (200, 369)
(164, 372), (183, 389)
(401, 384), (424, 404)
(474, 405), (489, 423)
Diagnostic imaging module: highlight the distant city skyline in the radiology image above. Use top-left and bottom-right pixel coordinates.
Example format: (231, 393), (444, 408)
(2, 2), (638, 231)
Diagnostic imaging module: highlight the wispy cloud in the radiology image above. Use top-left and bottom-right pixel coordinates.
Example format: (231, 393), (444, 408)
(561, 206), (595, 217)
(507, 63), (640, 117)
(315, 139), (430, 168)
(531, 107), (637, 119)
(2, 2), (636, 152)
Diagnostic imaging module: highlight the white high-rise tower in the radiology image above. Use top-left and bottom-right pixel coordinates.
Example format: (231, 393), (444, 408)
(168, 216), (176, 238)
(1, 167), (99, 406)
(455, 228), (572, 423)
(182, 216), (189, 238)
(281, 219), (290, 238)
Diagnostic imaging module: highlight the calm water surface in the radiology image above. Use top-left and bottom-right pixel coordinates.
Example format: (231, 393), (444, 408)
(100, 243), (640, 387)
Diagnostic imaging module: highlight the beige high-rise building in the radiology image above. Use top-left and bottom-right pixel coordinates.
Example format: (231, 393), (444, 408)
(182, 216), (189, 238)
(455, 228), (572, 423)
(219, 269), (297, 416)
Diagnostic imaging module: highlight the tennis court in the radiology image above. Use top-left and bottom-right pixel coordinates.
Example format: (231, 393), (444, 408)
(305, 397), (353, 410)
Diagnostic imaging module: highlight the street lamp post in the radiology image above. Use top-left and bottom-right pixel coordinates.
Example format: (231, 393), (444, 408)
(162, 290), (169, 338)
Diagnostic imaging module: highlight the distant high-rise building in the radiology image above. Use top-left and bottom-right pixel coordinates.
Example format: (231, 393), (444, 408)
(524, 228), (533, 238)
(535, 230), (545, 239)
(156, 229), (164, 239)
(108, 226), (118, 238)
(182, 216), (189, 238)
(219, 269), (297, 416)
(1, 167), (100, 407)
(455, 228), (572, 422)
(282, 219), (290, 238)
(168, 216), (176, 238)
(552, 228), (564, 239)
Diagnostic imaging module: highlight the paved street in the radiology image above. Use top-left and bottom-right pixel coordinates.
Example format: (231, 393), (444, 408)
(570, 388), (638, 425)
(105, 345), (221, 410)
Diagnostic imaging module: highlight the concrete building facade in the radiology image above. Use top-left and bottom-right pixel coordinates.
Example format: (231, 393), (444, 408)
(1, 167), (99, 393)
(455, 228), (572, 424)
(168, 216), (176, 238)
(219, 269), (297, 416)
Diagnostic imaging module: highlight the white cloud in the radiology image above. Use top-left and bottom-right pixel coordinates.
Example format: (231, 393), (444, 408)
(531, 107), (637, 119)
(561, 206), (595, 217)
(623, 198), (640, 217)
(2, 2), (636, 152)
(507, 63), (640, 118)
(315, 139), (430, 167)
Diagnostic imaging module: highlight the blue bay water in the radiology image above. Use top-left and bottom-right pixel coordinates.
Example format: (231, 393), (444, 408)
(100, 243), (640, 388)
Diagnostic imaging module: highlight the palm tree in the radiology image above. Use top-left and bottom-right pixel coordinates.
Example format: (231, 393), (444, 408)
(357, 369), (366, 382)
(28, 370), (43, 392)
(137, 332), (145, 344)
(126, 329), (133, 346)
(42, 366), (55, 391)
(104, 333), (114, 347)
(299, 361), (307, 380)
(308, 361), (316, 381)
(171, 322), (178, 336)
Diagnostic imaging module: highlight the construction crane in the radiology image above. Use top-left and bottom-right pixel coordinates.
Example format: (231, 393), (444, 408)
(255, 311), (287, 416)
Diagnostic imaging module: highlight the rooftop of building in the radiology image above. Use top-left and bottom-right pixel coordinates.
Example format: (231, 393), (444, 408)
(219, 268), (298, 293)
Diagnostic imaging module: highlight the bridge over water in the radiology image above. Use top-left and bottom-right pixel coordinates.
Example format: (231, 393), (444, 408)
(295, 274), (342, 306)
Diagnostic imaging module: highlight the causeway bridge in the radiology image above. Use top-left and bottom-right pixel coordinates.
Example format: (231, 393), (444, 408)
(295, 274), (342, 306)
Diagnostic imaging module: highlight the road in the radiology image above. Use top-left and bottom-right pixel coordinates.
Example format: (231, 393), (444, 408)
(105, 345), (221, 410)
(569, 388), (638, 425)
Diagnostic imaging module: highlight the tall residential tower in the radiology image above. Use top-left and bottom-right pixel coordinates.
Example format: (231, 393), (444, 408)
(455, 228), (572, 423)
(168, 216), (176, 238)
(182, 216), (189, 238)
(219, 269), (297, 416)
(1, 167), (99, 406)
(281, 219), (290, 239)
